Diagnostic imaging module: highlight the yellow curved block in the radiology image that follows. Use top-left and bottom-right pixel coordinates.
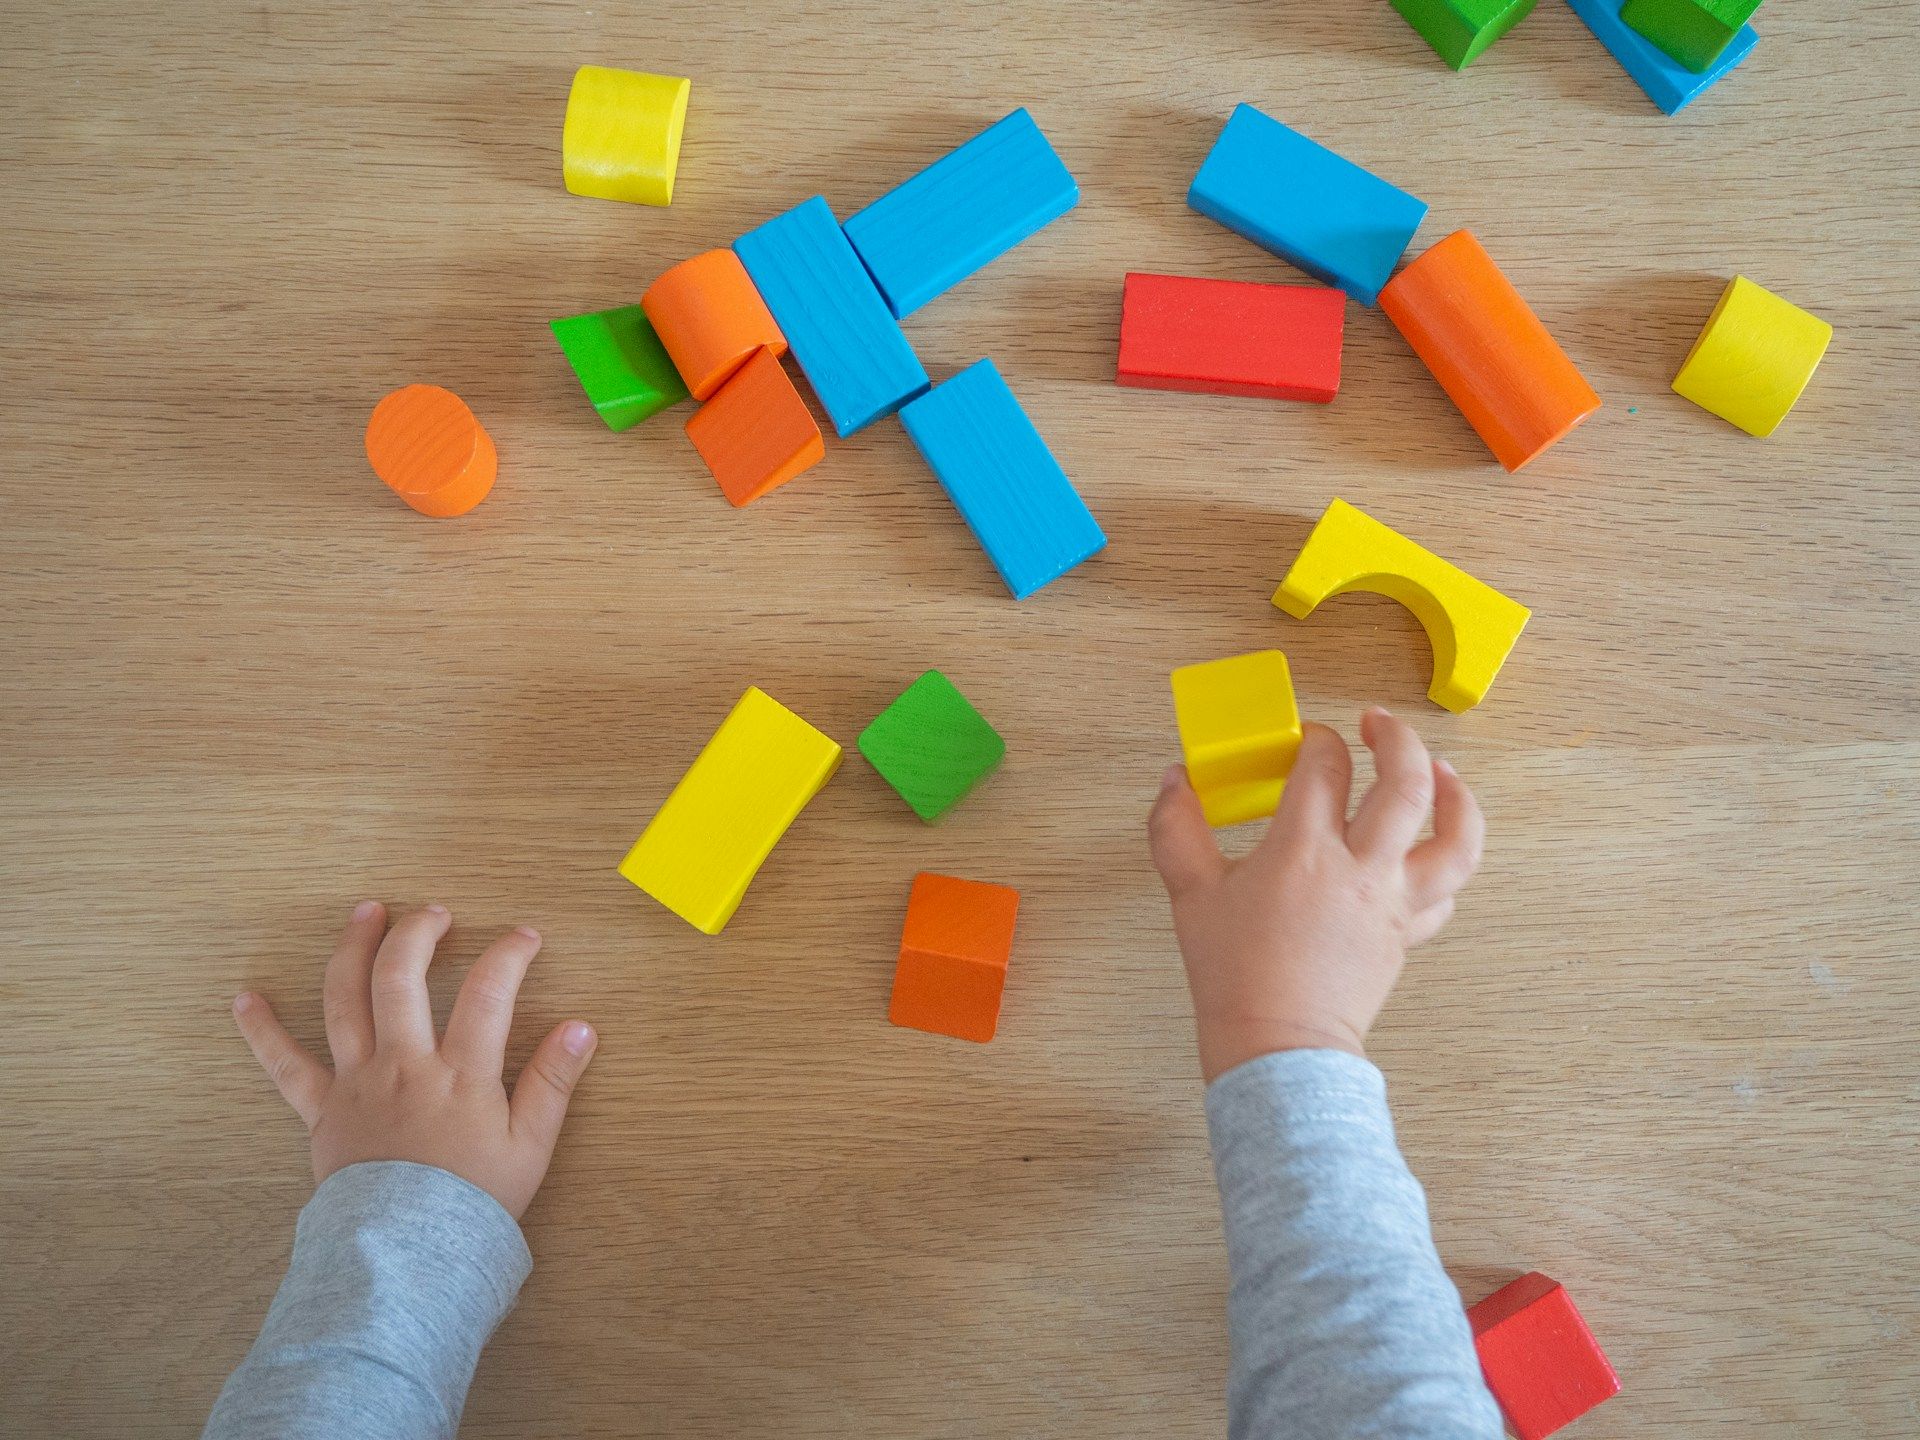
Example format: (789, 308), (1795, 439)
(1171, 650), (1302, 828)
(1272, 499), (1530, 713)
(1672, 275), (1832, 438)
(563, 65), (691, 207)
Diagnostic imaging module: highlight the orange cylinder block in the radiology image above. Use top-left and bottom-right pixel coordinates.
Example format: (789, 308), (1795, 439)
(641, 249), (787, 401)
(1380, 230), (1600, 473)
(363, 384), (497, 517)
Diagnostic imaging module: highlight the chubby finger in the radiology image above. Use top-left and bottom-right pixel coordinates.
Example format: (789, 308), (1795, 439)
(441, 927), (543, 1076)
(1148, 765), (1227, 897)
(1406, 759), (1486, 910)
(1266, 723), (1353, 841)
(1404, 895), (1456, 948)
(233, 992), (330, 1129)
(509, 1020), (598, 1155)
(1346, 708), (1435, 863)
(323, 900), (386, 1069)
(370, 905), (452, 1056)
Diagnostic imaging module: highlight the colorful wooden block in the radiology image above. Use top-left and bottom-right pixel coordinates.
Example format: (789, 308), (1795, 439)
(1273, 498), (1531, 713)
(561, 65), (690, 207)
(685, 347), (824, 506)
(1188, 104), (1428, 306)
(641, 250), (787, 402)
(548, 304), (689, 431)
(1116, 273), (1344, 403)
(1565, 0), (1757, 114)
(857, 670), (1006, 822)
(842, 108), (1079, 319)
(1379, 230), (1601, 472)
(363, 384), (497, 518)
(889, 872), (1020, 1043)
(898, 358), (1106, 601)
(617, 687), (842, 935)
(1393, 0), (1538, 69)
(1671, 275), (1832, 438)
(1170, 651), (1303, 829)
(1469, 1273), (1621, 1440)
(1621, 0), (1762, 72)
(733, 197), (931, 438)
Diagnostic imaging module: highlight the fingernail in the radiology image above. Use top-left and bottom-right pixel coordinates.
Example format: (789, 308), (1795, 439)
(351, 899), (379, 921)
(1436, 757), (1457, 776)
(232, 992), (254, 1014)
(1367, 705), (1391, 719)
(425, 903), (449, 917)
(515, 925), (542, 943)
(561, 1021), (596, 1056)
(1160, 764), (1185, 792)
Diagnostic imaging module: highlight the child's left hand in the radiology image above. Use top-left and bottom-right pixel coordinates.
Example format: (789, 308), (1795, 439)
(231, 901), (598, 1220)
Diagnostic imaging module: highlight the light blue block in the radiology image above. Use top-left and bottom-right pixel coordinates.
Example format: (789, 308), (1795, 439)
(1565, 0), (1757, 114)
(734, 197), (931, 437)
(898, 359), (1106, 601)
(843, 108), (1079, 319)
(1187, 104), (1428, 307)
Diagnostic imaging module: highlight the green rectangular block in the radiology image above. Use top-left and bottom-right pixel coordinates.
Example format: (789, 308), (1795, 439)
(857, 670), (1005, 823)
(1390, 0), (1537, 69)
(549, 304), (689, 431)
(1621, 0), (1761, 72)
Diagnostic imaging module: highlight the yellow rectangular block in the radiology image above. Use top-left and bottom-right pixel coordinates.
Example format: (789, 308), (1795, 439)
(618, 687), (842, 934)
(1671, 275), (1832, 438)
(1170, 650), (1303, 828)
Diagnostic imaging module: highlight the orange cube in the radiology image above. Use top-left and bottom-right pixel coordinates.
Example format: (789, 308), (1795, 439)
(641, 249), (786, 400)
(685, 347), (824, 506)
(888, 872), (1019, 1043)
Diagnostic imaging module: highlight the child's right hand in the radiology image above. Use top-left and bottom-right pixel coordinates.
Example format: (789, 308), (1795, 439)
(1148, 707), (1484, 1083)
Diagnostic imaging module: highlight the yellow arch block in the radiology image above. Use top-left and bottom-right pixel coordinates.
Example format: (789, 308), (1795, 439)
(1272, 499), (1531, 713)
(1671, 275), (1833, 438)
(1171, 650), (1302, 828)
(563, 65), (691, 207)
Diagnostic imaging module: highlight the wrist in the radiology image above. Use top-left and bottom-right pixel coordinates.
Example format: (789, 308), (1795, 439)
(1195, 1015), (1367, 1084)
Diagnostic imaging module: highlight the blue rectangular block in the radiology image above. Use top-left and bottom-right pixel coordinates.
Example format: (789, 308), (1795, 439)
(898, 359), (1106, 601)
(1187, 103), (1428, 307)
(734, 197), (931, 437)
(843, 108), (1079, 319)
(1565, 0), (1756, 115)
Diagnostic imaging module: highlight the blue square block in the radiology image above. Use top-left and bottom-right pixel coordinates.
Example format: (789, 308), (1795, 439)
(843, 108), (1079, 319)
(1565, 0), (1757, 115)
(898, 359), (1106, 601)
(734, 197), (931, 437)
(1188, 104), (1428, 306)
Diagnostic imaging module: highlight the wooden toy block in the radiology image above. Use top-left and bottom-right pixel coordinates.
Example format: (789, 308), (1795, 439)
(561, 65), (690, 207)
(617, 687), (842, 935)
(1391, 0), (1538, 69)
(1621, 0), (1762, 72)
(1188, 104), (1428, 306)
(1116, 273), (1344, 403)
(363, 384), (497, 518)
(1565, 0), (1757, 114)
(889, 872), (1020, 1043)
(898, 358), (1106, 601)
(641, 250), (788, 401)
(548, 304), (689, 431)
(842, 108), (1079, 319)
(1379, 230), (1601, 473)
(857, 669), (1006, 822)
(1469, 1273), (1621, 1440)
(684, 347), (824, 507)
(734, 197), (931, 438)
(1170, 651), (1302, 829)
(1273, 498), (1531, 713)
(1671, 275), (1832, 438)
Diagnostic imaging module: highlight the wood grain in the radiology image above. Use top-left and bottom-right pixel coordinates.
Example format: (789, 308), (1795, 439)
(3, 2), (1917, 1435)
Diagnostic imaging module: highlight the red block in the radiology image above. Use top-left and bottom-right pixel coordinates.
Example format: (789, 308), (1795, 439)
(1116, 271), (1344, 402)
(1468, 1273), (1621, 1440)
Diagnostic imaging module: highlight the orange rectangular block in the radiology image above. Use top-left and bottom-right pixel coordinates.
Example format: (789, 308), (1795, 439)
(888, 872), (1019, 1043)
(685, 347), (824, 506)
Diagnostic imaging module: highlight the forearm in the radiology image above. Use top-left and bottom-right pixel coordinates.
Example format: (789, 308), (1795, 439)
(1206, 1049), (1502, 1440)
(204, 1161), (531, 1440)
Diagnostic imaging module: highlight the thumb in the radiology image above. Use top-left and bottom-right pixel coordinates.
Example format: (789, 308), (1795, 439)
(509, 1019), (598, 1153)
(1149, 765), (1227, 897)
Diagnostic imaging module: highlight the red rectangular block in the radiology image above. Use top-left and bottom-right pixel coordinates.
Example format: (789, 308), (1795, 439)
(1469, 1273), (1621, 1440)
(1116, 272), (1344, 403)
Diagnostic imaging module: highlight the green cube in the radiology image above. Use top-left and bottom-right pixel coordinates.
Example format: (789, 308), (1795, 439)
(1390, 0), (1537, 70)
(1621, 0), (1761, 73)
(857, 670), (1005, 823)
(548, 304), (689, 431)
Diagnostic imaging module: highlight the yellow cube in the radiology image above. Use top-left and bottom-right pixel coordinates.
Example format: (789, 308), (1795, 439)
(1170, 650), (1303, 828)
(562, 65), (691, 207)
(1672, 276), (1833, 438)
(619, 687), (841, 934)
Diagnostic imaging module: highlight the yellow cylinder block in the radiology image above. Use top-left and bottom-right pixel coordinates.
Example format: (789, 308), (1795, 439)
(1671, 276), (1833, 438)
(562, 65), (691, 207)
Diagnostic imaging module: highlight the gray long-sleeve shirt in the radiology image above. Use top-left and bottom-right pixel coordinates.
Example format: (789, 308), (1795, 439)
(205, 1049), (1502, 1438)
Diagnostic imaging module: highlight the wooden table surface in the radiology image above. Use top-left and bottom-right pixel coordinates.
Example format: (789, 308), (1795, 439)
(5, 2), (1917, 1435)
